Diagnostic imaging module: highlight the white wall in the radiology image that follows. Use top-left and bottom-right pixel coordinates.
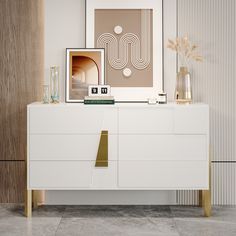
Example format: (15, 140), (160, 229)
(44, 0), (177, 205)
(45, 0), (85, 100)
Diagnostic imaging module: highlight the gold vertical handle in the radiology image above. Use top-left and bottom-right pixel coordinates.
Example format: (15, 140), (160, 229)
(95, 130), (108, 167)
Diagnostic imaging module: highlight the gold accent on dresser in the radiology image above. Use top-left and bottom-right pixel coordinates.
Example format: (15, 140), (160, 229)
(33, 191), (38, 209)
(25, 140), (45, 217)
(199, 190), (203, 207)
(25, 190), (45, 217)
(95, 130), (108, 167)
(25, 190), (32, 217)
(199, 147), (212, 217)
(202, 189), (211, 217)
(199, 188), (211, 217)
(33, 190), (45, 209)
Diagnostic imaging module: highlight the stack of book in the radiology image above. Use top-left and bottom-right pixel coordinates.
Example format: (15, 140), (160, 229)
(84, 96), (115, 105)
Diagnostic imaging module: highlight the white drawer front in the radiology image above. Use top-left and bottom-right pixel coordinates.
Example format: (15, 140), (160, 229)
(92, 162), (117, 188)
(30, 161), (92, 188)
(118, 161), (208, 189)
(174, 106), (209, 134)
(29, 161), (117, 189)
(29, 106), (118, 134)
(119, 108), (173, 134)
(30, 134), (117, 161)
(119, 135), (207, 161)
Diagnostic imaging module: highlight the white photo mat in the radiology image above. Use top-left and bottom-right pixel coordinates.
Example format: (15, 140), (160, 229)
(86, 0), (163, 102)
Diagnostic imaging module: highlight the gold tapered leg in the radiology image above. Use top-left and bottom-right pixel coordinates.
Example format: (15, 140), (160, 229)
(25, 190), (32, 217)
(33, 190), (38, 209)
(38, 191), (45, 206)
(32, 190), (45, 209)
(202, 190), (211, 217)
(201, 148), (211, 217)
(199, 190), (203, 207)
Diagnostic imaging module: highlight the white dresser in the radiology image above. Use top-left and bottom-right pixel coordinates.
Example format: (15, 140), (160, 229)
(26, 103), (210, 216)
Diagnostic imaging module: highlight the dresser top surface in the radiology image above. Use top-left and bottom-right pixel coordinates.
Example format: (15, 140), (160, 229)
(28, 102), (208, 108)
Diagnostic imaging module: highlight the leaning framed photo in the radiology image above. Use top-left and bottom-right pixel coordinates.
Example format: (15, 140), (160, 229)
(86, 0), (163, 102)
(66, 48), (105, 103)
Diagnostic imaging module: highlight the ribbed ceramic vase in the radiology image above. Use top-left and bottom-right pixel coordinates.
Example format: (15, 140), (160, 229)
(175, 67), (192, 104)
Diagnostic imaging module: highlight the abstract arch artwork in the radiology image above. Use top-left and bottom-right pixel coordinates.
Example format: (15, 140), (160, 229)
(86, 0), (163, 101)
(66, 49), (105, 102)
(95, 9), (153, 87)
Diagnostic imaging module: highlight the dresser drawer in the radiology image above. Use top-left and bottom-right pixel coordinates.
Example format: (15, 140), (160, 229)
(92, 161), (117, 188)
(118, 161), (208, 189)
(30, 134), (117, 161)
(29, 106), (118, 134)
(119, 135), (207, 161)
(174, 105), (209, 134)
(29, 161), (117, 189)
(119, 108), (173, 134)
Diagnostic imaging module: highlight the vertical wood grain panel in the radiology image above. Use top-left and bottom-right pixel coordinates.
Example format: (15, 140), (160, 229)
(0, 0), (44, 161)
(177, 0), (236, 205)
(0, 162), (25, 203)
(0, 0), (44, 202)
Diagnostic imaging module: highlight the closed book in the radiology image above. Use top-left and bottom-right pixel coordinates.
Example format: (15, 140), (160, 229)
(84, 96), (114, 101)
(84, 100), (115, 105)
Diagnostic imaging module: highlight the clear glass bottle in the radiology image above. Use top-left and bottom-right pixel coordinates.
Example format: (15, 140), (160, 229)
(42, 84), (50, 104)
(175, 67), (192, 104)
(50, 66), (60, 103)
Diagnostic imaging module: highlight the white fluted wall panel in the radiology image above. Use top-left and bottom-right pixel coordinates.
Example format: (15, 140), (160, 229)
(177, 190), (199, 206)
(212, 163), (236, 205)
(177, 0), (236, 205)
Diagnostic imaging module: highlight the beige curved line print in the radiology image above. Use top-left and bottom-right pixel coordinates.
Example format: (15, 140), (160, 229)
(97, 10), (151, 70)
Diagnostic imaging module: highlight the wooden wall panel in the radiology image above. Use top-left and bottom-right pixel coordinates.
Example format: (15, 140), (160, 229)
(0, 0), (44, 161)
(0, 0), (44, 202)
(0, 162), (25, 203)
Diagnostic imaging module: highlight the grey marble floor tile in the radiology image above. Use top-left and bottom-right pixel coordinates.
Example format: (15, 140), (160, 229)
(32, 205), (65, 218)
(170, 206), (205, 218)
(174, 218), (236, 236)
(0, 204), (62, 236)
(0, 217), (61, 236)
(0, 204), (25, 218)
(63, 205), (123, 218)
(0, 204), (65, 218)
(1, 205), (236, 236)
(63, 205), (171, 218)
(170, 206), (236, 224)
(148, 217), (180, 234)
(117, 205), (172, 218)
(56, 217), (179, 236)
(209, 206), (236, 224)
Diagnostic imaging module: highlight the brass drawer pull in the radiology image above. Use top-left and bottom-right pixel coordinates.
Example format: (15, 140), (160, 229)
(95, 130), (108, 167)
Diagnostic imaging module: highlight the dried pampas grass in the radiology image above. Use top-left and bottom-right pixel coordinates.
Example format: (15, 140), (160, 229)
(167, 36), (203, 66)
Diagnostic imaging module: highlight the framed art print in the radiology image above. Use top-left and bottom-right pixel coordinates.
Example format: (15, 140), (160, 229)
(86, 0), (163, 102)
(66, 48), (105, 102)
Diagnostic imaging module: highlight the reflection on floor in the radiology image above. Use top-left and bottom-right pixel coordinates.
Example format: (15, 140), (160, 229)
(0, 205), (236, 236)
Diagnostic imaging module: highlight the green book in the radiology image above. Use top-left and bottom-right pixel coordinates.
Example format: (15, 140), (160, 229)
(84, 100), (115, 105)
